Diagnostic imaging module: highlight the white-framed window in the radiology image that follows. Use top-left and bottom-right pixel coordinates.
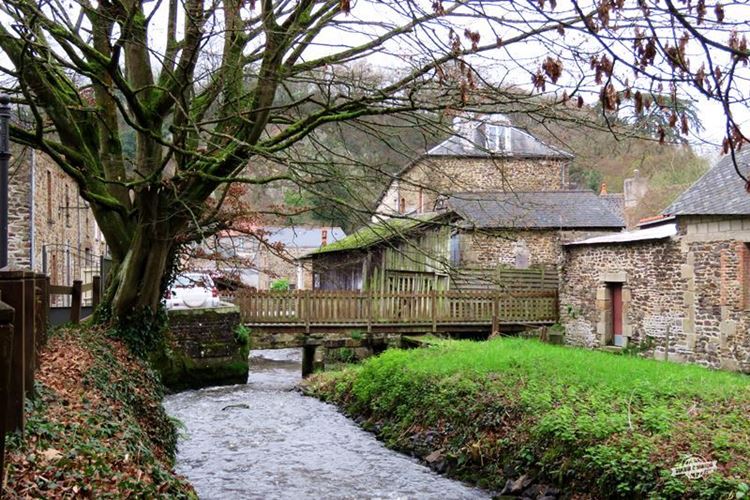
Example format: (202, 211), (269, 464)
(486, 125), (509, 152)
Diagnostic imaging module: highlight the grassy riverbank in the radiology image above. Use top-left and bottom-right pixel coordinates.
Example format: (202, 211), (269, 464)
(304, 338), (750, 498)
(4, 327), (196, 498)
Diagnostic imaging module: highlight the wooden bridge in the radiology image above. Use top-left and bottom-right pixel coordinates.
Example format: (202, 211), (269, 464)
(236, 289), (558, 334)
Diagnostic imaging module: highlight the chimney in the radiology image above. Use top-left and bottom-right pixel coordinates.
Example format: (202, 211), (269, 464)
(599, 182), (608, 195)
(321, 229), (328, 247)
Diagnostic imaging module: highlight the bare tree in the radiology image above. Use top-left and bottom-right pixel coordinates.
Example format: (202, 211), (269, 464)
(0, 0), (747, 341)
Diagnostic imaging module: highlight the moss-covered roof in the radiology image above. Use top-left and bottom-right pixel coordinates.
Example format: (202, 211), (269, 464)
(305, 213), (443, 256)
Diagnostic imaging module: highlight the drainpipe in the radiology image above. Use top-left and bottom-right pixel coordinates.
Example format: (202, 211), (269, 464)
(29, 149), (35, 269)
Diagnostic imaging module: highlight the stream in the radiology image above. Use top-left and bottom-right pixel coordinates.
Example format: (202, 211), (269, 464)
(163, 349), (490, 499)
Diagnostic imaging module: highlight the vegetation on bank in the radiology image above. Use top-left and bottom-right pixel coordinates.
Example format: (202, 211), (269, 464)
(305, 338), (750, 498)
(4, 327), (196, 498)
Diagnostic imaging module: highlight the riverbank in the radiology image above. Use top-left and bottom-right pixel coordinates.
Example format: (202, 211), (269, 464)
(303, 338), (750, 498)
(4, 327), (196, 498)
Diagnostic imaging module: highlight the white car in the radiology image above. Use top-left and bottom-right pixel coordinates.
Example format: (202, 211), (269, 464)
(165, 273), (220, 309)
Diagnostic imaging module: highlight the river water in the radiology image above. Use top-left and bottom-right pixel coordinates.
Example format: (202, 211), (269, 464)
(163, 349), (489, 500)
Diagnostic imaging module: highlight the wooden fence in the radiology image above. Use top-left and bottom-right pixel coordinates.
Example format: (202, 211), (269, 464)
(237, 289), (558, 328)
(0, 271), (101, 485)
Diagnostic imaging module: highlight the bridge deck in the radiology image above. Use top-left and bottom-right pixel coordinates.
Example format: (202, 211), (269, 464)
(237, 290), (558, 331)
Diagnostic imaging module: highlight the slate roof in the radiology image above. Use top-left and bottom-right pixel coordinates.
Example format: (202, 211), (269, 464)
(447, 191), (625, 229)
(599, 193), (625, 220)
(664, 147), (750, 216)
(427, 125), (573, 159)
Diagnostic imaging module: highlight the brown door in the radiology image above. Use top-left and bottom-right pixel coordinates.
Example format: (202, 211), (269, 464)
(610, 284), (623, 346)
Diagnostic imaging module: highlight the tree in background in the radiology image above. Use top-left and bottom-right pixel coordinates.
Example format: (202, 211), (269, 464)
(0, 0), (747, 348)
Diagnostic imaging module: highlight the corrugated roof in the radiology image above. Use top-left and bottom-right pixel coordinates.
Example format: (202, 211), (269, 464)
(664, 148), (750, 216)
(565, 223), (676, 246)
(446, 191), (625, 229)
(261, 226), (347, 249)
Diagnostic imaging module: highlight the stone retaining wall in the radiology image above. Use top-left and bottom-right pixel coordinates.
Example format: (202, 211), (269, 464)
(157, 305), (249, 390)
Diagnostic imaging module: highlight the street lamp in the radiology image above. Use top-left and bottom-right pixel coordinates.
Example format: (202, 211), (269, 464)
(0, 94), (10, 269)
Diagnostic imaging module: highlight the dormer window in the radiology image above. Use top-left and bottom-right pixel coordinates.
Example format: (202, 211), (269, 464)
(486, 125), (509, 152)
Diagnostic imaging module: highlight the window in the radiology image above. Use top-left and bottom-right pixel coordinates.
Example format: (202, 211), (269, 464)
(486, 125), (509, 152)
(450, 233), (461, 266)
(64, 185), (70, 227)
(399, 197), (406, 214)
(46, 171), (52, 221)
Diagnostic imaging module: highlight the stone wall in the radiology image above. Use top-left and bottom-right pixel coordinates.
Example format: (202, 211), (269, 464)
(460, 228), (622, 270)
(377, 156), (568, 216)
(8, 149), (106, 277)
(460, 230), (562, 268)
(159, 305), (250, 390)
(560, 218), (750, 372)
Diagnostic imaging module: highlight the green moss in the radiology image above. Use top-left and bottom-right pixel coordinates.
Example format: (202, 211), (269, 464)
(309, 213), (443, 255)
(306, 338), (750, 498)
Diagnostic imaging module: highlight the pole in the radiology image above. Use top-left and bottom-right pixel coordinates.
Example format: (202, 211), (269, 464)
(0, 94), (11, 269)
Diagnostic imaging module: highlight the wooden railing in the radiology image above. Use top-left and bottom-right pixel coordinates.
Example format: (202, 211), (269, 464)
(48, 275), (101, 324)
(237, 290), (558, 326)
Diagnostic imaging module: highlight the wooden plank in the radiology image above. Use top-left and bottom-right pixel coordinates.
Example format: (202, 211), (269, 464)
(48, 285), (73, 295)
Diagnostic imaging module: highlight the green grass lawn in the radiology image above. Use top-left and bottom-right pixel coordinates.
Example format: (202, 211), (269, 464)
(306, 338), (750, 498)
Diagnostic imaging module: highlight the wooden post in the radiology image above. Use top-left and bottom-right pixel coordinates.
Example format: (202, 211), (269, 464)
(22, 273), (35, 399)
(431, 290), (437, 333)
(302, 344), (316, 378)
(367, 291), (373, 335)
(0, 298), (14, 488)
(71, 280), (82, 324)
(92, 275), (101, 310)
(491, 293), (499, 337)
(0, 271), (26, 432)
(304, 291), (311, 335)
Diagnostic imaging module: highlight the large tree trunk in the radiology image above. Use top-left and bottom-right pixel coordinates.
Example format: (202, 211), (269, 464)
(106, 190), (184, 322)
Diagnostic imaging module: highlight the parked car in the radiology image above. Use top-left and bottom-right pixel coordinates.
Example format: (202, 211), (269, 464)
(164, 273), (220, 309)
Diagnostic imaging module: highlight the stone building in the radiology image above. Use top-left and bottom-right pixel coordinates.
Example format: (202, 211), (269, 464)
(559, 148), (750, 372)
(373, 113), (573, 219)
(8, 148), (107, 286)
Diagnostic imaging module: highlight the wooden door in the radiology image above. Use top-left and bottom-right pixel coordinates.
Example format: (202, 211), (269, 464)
(611, 284), (624, 346)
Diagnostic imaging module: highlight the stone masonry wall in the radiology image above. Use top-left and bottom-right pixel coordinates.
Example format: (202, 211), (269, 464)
(9, 149), (106, 277)
(161, 305), (249, 390)
(379, 156), (568, 215)
(461, 229), (622, 270)
(560, 220), (750, 372)
(461, 230), (562, 268)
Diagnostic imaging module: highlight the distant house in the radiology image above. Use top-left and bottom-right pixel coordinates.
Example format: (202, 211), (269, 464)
(305, 191), (623, 292)
(200, 226), (345, 290)
(560, 148), (750, 372)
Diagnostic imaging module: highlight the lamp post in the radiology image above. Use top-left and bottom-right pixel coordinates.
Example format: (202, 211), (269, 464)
(0, 94), (10, 269)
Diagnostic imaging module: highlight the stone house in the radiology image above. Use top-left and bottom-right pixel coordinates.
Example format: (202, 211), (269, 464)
(373, 113), (574, 219)
(198, 225), (345, 290)
(8, 148), (107, 287)
(559, 148), (750, 372)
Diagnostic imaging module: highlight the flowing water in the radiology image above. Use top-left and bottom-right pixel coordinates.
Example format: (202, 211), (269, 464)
(163, 349), (489, 500)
